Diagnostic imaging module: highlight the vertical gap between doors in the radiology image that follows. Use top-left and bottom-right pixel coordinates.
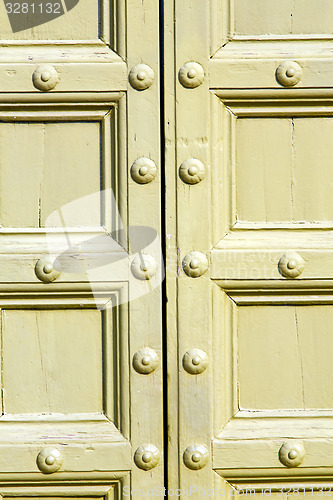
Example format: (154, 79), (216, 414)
(159, 0), (169, 496)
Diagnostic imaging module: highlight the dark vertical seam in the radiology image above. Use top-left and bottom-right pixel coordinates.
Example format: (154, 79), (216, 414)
(159, 0), (168, 495)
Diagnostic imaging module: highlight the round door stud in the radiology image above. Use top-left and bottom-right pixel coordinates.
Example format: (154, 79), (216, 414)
(33, 65), (59, 91)
(37, 447), (63, 474)
(129, 64), (154, 90)
(131, 157), (157, 184)
(183, 348), (208, 375)
(134, 444), (160, 470)
(182, 251), (208, 278)
(276, 61), (302, 87)
(279, 441), (305, 468)
(133, 347), (159, 374)
(35, 257), (61, 283)
(131, 253), (157, 280)
(278, 251), (304, 278)
(179, 159), (205, 185)
(183, 444), (209, 470)
(179, 62), (205, 88)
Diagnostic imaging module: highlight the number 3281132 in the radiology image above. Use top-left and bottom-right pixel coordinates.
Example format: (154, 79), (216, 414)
(5, 3), (62, 14)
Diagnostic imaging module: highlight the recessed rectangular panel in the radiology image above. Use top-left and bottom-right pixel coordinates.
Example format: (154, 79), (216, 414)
(237, 305), (333, 410)
(233, 0), (333, 36)
(2, 309), (103, 414)
(292, 118), (333, 222)
(0, 0), (101, 40)
(0, 121), (101, 227)
(40, 122), (101, 227)
(235, 118), (292, 223)
(235, 117), (333, 224)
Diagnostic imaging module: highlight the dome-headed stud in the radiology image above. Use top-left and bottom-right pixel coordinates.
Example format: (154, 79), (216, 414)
(37, 447), (63, 474)
(134, 444), (160, 470)
(276, 61), (302, 87)
(133, 347), (159, 374)
(183, 444), (209, 470)
(131, 158), (157, 184)
(129, 64), (154, 90)
(131, 254), (158, 280)
(183, 348), (208, 375)
(279, 441), (305, 468)
(33, 65), (59, 91)
(179, 62), (205, 88)
(35, 257), (61, 283)
(278, 252), (304, 278)
(182, 252), (208, 278)
(179, 159), (205, 185)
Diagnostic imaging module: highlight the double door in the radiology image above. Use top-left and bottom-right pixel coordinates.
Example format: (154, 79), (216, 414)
(0, 0), (332, 498)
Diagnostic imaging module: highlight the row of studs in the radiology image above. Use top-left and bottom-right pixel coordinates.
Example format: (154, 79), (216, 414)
(131, 157), (205, 185)
(36, 249), (305, 285)
(32, 59), (302, 94)
(32, 63), (157, 92)
(182, 251), (305, 279)
(35, 434), (306, 473)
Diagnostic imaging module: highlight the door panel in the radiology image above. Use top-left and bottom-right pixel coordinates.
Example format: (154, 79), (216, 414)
(233, 0), (333, 36)
(0, 120), (101, 227)
(237, 304), (333, 411)
(166, 0), (333, 496)
(0, 0), (162, 497)
(3, 309), (103, 414)
(3, 0), (101, 39)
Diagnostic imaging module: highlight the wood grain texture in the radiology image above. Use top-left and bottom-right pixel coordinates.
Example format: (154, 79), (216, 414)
(0, 0), (100, 41)
(0, 121), (101, 228)
(234, 0), (333, 36)
(238, 305), (333, 410)
(236, 117), (333, 224)
(0, 0), (162, 489)
(2, 309), (103, 414)
(168, 0), (333, 493)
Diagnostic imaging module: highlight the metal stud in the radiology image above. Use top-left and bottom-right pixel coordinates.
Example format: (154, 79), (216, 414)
(276, 61), (302, 87)
(35, 257), (61, 283)
(182, 252), (208, 278)
(179, 159), (205, 185)
(179, 62), (205, 88)
(37, 447), (63, 474)
(183, 348), (208, 375)
(33, 65), (59, 91)
(131, 158), (157, 184)
(134, 444), (160, 470)
(278, 252), (304, 278)
(129, 64), (154, 90)
(279, 441), (305, 468)
(131, 253), (157, 280)
(183, 444), (209, 470)
(133, 347), (159, 374)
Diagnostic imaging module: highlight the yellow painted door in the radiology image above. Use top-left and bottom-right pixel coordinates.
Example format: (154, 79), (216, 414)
(166, 0), (333, 496)
(0, 1), (163, 498)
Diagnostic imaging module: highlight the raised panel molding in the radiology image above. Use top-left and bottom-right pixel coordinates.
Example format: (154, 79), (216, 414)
(0, 0), (127, 94)
(210, 94), (333, 245)
(0, 98), (125, 242)
(0, 483), (119, 499)
(0, 285), (131, 480)
(211, 285), (333, 480)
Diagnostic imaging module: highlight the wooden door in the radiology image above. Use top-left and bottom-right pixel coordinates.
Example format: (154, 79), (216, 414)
(0, 1), (162, 498)
(166, 0), (333, 496)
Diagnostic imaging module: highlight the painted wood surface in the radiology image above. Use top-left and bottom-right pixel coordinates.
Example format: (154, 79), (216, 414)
(165, 0), (333, 497)
(0, 0), (162, 498)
